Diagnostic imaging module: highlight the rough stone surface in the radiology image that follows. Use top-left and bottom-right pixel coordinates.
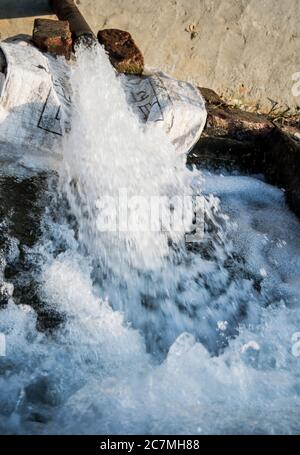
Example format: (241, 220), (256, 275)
(97, 29), (144, 75)
(33, 18), (72, 60)
(199, 87), (226, 107)
(188, 88), (274, 173)
(264, 128), (300, 218)
(204, 106), (273, 140)
(189, 87), (300, 217)
(200, 88), (274, 139)
(188, 136), (263, 173)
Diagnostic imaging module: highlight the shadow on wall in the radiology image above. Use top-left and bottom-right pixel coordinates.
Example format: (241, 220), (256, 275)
(0, 0), (52, 19)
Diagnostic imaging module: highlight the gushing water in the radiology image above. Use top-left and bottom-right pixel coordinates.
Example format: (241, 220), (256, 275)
(61, 44), (193, 271)
(0, 44), (300, 435)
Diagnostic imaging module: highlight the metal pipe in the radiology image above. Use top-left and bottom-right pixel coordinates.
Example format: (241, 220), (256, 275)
(49, 0), (95, 45)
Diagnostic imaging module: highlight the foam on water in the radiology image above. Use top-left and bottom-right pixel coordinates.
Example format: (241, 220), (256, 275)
(0, 44), (300, 434)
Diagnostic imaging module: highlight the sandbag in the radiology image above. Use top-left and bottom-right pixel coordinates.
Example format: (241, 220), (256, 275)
(0, 38), (71, 169)
(122, 72), (207, 154)
(0, 39), (207, 169)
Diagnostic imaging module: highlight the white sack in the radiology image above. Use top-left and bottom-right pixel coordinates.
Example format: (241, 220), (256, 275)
(122, 72), (207, 154)
(0, 39), (71, 169)
(0, 39), (206, 169)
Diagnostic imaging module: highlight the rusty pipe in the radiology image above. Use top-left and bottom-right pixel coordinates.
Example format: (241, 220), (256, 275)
(49, 0), (95, 46)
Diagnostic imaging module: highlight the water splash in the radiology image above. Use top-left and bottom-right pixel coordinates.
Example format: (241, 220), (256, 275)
(0, 43), (300, 434)
(60, 44), (193, 272)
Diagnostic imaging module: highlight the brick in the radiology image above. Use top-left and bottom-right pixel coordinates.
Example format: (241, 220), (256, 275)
(33, 18), (72, 60)
(97, 29), (144, 75)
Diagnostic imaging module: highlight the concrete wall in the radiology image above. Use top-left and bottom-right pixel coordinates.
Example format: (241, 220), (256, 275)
(0, 0), (299, 113)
